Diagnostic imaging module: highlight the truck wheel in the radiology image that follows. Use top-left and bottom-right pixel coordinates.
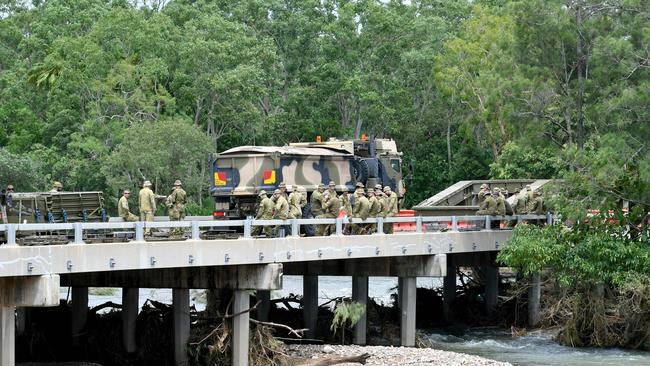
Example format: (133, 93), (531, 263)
(352, 158), (369, 183)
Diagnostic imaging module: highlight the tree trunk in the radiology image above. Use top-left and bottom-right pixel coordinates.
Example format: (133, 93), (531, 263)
(575, 3), (586, 149)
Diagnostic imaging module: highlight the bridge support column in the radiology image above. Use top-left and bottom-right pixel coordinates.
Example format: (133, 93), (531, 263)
(399, 277), (416, 347)
(15, 308), (25, 336)
(528, 273), (541, 327)
(443, 256), (456, 322)
(256, 290), (270, 322)
(71, 286), (88, 345)
(122, 288), (139, 353)
(303, 275), (318, 339)
(484, 265), (498, 314)
(173, 289), (189, 366)
(1, 305), (15, 366)
(352, 276), (368, 345)
(232, 290), (250, 366)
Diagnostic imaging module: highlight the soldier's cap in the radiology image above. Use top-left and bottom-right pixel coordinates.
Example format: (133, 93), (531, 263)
(493, 187), (501, 193)
(53, 181), (63, 188)
(317, 183), (325, 189)
(329, 181), (336, 187)
(367, 190), (375, 195)
(376, 191), (384, 196)
(383, 186), (391, 192)
(279, 182), (286, 188)
(480, 183), (488, 189)
(355, 188), (365, 195)
(526, 184), (532, 189)
(143, 180), (152, 187)
(258, 190), (267, 197)
(174, 179), (182, 186)
(374, 184), (382, 190)
(124, 190), (130, 194)
(355, 182), (365, 188)
(341, 187), (349, 193)
(273, 189), (281, 195)
(6, 185), (14, 190)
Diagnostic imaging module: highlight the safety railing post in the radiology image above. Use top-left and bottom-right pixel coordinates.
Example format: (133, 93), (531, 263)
(6, 224), (17, 245)
(291, 219), (300, 237)
(451, 216), (458, 231)
(191, 221), (200, 240)
(377, 217), (384, 234)
(485, 216), (491, 230)
(244, 218), (252, 238)
(546, 212), (553, 225)
(335, 218), (343, 235)
(415, 217), (423, 233)
(73, 223), (84, 244)
(135, 222), (144, 242)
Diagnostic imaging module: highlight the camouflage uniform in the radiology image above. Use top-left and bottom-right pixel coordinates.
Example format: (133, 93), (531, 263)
(168, 180), (187, 221)
(384, 186), (398, 234)
(352, 190), (370, 235)
(327, 181), (338, 198)
(340, 189), (353, 217)
(252, 190), (274, 237)
(476, 192), (497, 215)
(139, 181), (156, 236)
(367, 191), (382, 233)
(317, 191), (340, 236)
(528, 191), (545, 215)
(50, 181), (63, 193)
(494, 188), (506, 215)
(272, 189), (290, 236)
(288, 187), (303, 219)
(477, 183), (488, 205)
(118, 191), (138, 222)
(310, 183), (325, 217)
(512, 190), (527, 215)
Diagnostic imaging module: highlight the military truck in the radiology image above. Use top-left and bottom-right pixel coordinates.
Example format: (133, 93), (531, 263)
(210, 138), (405, 219)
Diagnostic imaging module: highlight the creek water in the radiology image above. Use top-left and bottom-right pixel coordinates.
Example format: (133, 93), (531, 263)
(63, 275), (650, 366)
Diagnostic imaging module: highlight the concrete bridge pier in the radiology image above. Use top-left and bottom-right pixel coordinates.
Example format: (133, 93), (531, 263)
(399, 277), (417, 347)
(173, 289), (190, 366)
(443, 255), (456, 322)
(71, 286), (88, 346)
(484, 264), (499, 314)
(303, 275), (319, 339)
(256, 290), (270, 322)
(0, 275), (60, 366)
(122, 288), (139, 353)
(528, 273), (541, 326)
(352, 276), (368, 345)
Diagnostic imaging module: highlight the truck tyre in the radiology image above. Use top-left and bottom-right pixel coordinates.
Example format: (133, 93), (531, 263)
(352, 158), (369, 184)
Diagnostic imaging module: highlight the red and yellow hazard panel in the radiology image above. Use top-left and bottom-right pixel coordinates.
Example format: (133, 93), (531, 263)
(214, 172), (227, 186)
(263, 169), (276, 184)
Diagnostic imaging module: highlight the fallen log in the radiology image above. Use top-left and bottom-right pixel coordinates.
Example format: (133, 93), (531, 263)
(290, 353), (371, 366)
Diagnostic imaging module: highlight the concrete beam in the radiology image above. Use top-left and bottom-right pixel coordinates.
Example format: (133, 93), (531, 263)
(0, 275), (60, 307)
(284, 255), (446, 277)
(173, 289), (190, 366)
(485, 265), (499, 314)
(303, 275), (318, 339)
(528, 273), (541, 327)
(71, 286), (88, 346)
(62, 264), (283, 290)
(352, 276), (368, 345)
(232, 290), (250, 366)
(399, 277), (416, 347)
(122, 288), (139, 353)
(1, 305), (15, 366)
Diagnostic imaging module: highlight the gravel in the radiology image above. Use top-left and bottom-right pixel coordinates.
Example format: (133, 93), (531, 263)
(286, 344), (512, 366)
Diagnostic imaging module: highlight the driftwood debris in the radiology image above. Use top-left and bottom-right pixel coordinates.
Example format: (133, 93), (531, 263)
(290, 353), (371, 366)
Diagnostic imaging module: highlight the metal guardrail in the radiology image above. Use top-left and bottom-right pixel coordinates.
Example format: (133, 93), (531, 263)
(0, 214), (554, 246)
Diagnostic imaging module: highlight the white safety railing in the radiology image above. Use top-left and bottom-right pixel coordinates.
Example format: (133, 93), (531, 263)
(0, 214), (554, 246)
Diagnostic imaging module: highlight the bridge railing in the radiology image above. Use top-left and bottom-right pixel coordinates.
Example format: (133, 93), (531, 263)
(0, 214), (554, 246)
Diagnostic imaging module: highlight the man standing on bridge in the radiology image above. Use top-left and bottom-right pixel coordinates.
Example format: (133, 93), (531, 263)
(328, 181), (338, 198)
(310, 183), (325, 217)
(118, 190), (138, 222)
(272, 189), (290, 236)
(367, 189), (382, 234)
(384, 186), (398, 234)
(139, 180), (156, 236)
(288, 185), (304, 219)
(317, 190), (340, 236)
(252, 190), (274, 237)
(352, 189), (370, 235)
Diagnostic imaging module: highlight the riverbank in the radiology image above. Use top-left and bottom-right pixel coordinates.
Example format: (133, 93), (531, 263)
(286, 344), (512, 366)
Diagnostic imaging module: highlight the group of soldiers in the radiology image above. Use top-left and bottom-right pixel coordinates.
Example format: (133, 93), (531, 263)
(117, 179), (187, 236)
(252, 181), (399, 237)
(476, 183), (545, 218)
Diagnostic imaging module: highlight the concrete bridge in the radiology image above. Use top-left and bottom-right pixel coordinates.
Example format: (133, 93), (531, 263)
(0, 214), (551, 366)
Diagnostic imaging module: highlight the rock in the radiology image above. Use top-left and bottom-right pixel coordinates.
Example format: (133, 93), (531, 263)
(322, 345), (336, 354)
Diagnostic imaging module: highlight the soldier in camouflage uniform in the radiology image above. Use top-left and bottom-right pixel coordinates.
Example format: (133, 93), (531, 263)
(327, 181), (338, 198)
(512, 188), (527, 215)
(50, 181), (63, 193)
(310, 183), (325, 217)
(118, 190), (138, 222)
(252, 190), (274, 237)
(139, 180), (156, 236)
(167, 180), (187, 235)
(288, 185), (303, 219)
(352, 189), (370, 235)
(340, 188), (353, 217)
(477, 183), (489, 205)
(272, 189), (290, 236)
(367, 189), (382, 233)
(278, 182), (288, 199)
(317, 191), (341, 236)
(383, 186), (398, 234)
(476, 191), (497, 216)
(494, 188), (506, 216)
(528, 190), (545, 215)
